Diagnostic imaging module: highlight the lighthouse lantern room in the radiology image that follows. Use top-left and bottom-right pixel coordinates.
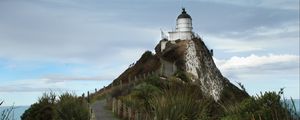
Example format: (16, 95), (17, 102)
(168, 8), (194, 40)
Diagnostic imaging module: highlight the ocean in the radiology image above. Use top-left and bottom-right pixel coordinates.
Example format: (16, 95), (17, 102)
(0, 106), (29, 120)
(288, 99), (300, 113)
(0, 99), (299, 119)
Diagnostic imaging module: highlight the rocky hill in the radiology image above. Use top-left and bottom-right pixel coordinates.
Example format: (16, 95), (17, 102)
(109, 37), (248, 104)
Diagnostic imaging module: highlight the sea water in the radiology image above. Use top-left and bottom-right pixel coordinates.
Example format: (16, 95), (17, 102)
(288, 99), (300, 114)
(0, 106), (29, 120)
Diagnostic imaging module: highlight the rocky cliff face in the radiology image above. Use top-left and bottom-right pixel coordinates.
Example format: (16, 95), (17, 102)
(112, 38), (248, 103)
(185, 40), (224, 101)
(155, 38), (231, 101)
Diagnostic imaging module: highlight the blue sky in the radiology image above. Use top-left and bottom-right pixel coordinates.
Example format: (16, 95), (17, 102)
(0, 0), (299, 106)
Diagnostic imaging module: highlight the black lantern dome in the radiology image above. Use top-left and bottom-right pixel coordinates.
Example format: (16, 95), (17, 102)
(177, 8), (192, 19)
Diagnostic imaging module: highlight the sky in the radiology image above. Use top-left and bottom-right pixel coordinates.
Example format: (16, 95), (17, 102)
(0, 0), (299, 106)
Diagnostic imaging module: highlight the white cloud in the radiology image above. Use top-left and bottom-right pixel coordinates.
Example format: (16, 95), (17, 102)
(242, 22), (299, 39)
(204, 21), (299, 53)
(0, 0), (160, 66)
(0, 77), (111, 105)
(216, 54), (298, 70)
(214, 54), (299, 99)
(194, 0), (299, 10)
(204, 36), (264, 52)
(0, 79), (65, 93)
(42, 75), (114, 83)
(256, 0), (299, 10)
(214, 54), (299, 78)
(0, 74), (114, 93)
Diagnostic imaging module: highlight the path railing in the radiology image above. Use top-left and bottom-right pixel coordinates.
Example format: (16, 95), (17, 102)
(86, 71), (160, 120)
(111, 98), (151, 120)
(90, 70), (160, 99)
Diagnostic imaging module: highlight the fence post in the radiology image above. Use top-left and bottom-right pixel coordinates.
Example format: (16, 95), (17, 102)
(120, 80), (123, 89)
(146, 72), (149, 78)
(154, 70), (158, 76)
(128, 107), (132, 120)
(118, 99), (122, 117)
(112, 98), (114, 113)
(82, 93), (85, 98)
(87, 91), (90, 103)
(128, 76), (131, 84)
(133, 80), (136, 87)
(112, 98), (115, 113)
(123, 103), (127, 119)
(134, 110), (137, 120)
(135, 110), (139, 120)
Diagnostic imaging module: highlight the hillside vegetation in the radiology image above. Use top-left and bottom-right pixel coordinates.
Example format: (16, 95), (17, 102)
(106, 74), (299, 120)
(21, 92), (90, 120)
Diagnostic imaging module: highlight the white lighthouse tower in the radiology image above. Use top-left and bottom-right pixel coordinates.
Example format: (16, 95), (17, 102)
(168, 8), (194, 40)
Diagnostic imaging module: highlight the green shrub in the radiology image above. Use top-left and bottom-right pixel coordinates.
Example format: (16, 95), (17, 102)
(90, 93), (107, 103)
(139, 51), (153, 63)
(145, 75), (166, 89)
(56, 93), (90, 120)
(22, 92), (57, 120)
(222, 89), (299, 120)
(121, 82), (162, 111)
(21, 92), (90, 120)
(174, 70), (192, 83)
(110, 84), (134, 99)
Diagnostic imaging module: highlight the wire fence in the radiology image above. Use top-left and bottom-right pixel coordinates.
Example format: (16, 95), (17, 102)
(86, 71), (160, 120)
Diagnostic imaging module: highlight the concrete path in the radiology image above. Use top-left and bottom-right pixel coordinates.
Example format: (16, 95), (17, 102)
(91, 100), (119, 120)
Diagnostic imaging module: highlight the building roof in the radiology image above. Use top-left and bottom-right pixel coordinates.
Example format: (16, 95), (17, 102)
(177, 8), (192, 19)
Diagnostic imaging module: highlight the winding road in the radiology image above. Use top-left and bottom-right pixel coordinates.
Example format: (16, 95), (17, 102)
(91, 100), (119, 120)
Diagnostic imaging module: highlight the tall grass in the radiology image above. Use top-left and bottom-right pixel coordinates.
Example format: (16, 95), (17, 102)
(149, 88), (211, 120)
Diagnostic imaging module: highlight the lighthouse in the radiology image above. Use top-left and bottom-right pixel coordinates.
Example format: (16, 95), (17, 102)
(168, 8), (194, 40)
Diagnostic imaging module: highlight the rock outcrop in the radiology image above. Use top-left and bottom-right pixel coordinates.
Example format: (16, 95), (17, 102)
(111, 38), (248, 103)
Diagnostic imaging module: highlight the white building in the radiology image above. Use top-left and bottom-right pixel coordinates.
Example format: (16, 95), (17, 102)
(168, 8), (195, 40)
